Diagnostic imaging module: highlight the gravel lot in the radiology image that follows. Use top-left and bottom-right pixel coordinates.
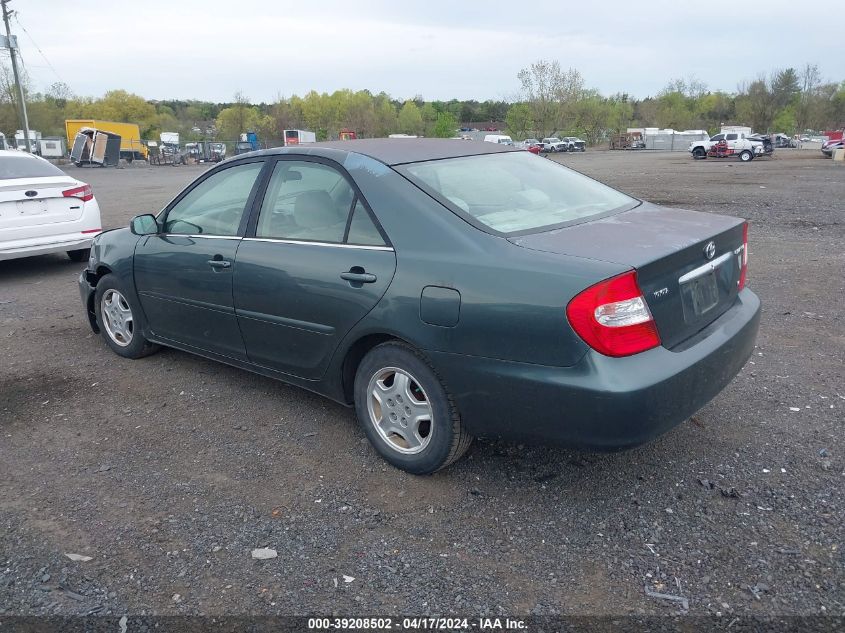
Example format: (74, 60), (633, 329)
(0, 150), (842, 619)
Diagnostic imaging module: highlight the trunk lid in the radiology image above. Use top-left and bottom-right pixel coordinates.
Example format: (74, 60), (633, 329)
(0, 176), (85, 230)
(509, 202), (746, 348)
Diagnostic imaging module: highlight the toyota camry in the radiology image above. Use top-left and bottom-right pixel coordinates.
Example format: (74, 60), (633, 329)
(79, 139), (760, 474)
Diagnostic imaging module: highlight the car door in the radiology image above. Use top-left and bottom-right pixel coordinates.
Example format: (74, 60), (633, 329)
(725, 133), (739, 151)
(233, 158), (396, 379)
(134, 159), (266, 359)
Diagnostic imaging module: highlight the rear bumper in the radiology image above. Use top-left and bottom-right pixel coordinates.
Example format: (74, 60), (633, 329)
(428, 289), (761, 449)
(0, 234), (96, 261)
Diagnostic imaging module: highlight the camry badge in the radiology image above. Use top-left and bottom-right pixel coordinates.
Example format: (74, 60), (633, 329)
(704, 241), (716, 260)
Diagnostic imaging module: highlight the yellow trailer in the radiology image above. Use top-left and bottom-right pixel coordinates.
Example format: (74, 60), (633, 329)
(65, 120), (148, 161)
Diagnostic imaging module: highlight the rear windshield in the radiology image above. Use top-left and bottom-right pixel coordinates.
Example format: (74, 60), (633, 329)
(0, 155), (64, 179)
(400, 151), (636, 235)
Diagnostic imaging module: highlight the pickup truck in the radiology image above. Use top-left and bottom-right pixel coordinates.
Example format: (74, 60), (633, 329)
(539, 137), (570, 152)
(689, 132), (766, 162)
(561, 136), (587, 152)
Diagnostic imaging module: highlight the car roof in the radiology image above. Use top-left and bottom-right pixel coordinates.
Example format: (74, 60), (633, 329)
(0, 150), (43, 159)
(239, 138), (521, 166)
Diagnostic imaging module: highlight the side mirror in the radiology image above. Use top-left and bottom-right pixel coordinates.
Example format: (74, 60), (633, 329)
(130, 213), (159, 235)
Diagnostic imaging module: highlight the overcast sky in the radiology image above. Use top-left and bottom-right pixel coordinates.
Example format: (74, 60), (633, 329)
(12, 0), (844, 103)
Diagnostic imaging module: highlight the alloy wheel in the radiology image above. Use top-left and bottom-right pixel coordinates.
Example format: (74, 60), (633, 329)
(366, 367), (433, 454)
(101, 289), (134, 347)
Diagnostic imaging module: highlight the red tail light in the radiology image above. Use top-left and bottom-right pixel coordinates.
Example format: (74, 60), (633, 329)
(738, 222), (749, 290)
(63, 184), (93, 202)
(566, 271), (661, 357)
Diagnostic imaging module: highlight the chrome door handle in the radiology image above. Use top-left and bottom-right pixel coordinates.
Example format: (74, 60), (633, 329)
(340, 271), (376, 283)
(207, 259), (231, 269)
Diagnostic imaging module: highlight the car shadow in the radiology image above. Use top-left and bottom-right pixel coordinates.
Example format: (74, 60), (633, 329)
(0, 253), (85, 283)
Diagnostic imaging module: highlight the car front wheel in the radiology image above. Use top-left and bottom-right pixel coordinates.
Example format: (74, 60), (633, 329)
(692, 147), (706, 159)
(354, 342), (473, 474)
(94, 274), (159, 359)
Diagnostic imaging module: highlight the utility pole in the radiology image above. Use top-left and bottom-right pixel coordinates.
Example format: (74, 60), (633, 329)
(1, 0), (30, 152)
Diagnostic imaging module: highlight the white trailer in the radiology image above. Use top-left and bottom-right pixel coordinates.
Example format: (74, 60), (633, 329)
(38, 137), (67, 158)
(283, 129), (316, 146)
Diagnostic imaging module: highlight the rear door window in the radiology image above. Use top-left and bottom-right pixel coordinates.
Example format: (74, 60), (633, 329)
(346, 200), (386, 246)
(256, 161), (356, 243)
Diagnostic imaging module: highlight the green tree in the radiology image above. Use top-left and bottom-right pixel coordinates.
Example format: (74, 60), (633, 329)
(431, 112), (458, 138)
(89, 89), (158, 135)
(398, 101), (423, 135)
(505, 103), (534, 139)
(420, 102), (438, 136)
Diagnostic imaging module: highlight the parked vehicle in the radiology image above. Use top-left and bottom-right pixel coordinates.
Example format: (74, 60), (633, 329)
(540, 137), (569, 152)
(65, 120), (148, 162)
(483, 134), (513, 145)
(14, 130), (41, 154)
(210, 142), (226, 161)
(689, 132), (765, 161)
(284, 129), (316, 146)
(561, 136), (587, 152)
(79, 139), (759, 474)
(520, 138), (542, 154)
(235, 131), (260, 155)
(0, 150), (101, 262)
(747, 134), (774, 156)
(821, 138), (845, 157)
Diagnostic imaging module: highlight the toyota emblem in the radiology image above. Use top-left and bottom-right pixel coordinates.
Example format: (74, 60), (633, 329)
(704, 241), (716, 260)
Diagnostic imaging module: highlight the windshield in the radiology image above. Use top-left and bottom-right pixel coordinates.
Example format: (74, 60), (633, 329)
(0, 155), (65, 179)
(401, 152), (636, 235)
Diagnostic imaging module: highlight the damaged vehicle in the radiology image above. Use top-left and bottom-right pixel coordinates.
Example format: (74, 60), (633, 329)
(78, 139), (760, 474)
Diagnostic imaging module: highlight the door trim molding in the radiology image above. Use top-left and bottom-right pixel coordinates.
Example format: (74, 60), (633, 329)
(242, 237), (394, 251)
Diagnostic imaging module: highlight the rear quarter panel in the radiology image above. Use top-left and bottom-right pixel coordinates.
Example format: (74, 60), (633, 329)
(333, 154), (627, 369)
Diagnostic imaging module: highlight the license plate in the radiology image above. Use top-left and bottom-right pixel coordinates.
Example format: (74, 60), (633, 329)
(683, 272), (719, 318)
(16, 200), (47, 216)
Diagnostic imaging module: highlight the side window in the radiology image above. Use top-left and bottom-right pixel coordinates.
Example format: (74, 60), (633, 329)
(256, 161), (355, 243)
(711, 134), (724, 142)
(164, 162), (262, 235)
(346, 200), (386, 246)
(726, 134), (738, 141)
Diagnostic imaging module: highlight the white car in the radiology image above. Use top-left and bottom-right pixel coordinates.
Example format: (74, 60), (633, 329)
(0, 150), (101, 262)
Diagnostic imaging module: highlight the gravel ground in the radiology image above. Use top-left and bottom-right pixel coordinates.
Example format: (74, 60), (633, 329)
(0, 150), (842, 619)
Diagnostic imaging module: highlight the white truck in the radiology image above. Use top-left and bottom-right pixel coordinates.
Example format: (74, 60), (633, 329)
(15, 130), (41, 153)
(539, 137), (569, 152)
(688, 130), (765, 162)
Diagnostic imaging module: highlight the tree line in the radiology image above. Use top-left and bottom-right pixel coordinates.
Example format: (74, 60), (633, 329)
(0, 60), (842, 146)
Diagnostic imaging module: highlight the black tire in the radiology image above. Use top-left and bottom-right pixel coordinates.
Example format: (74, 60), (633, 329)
(67, 248), (90, 262)
(692, 147), (706, 159)
(739, 150), (754, 162)
(94, 274), (159, 359)
(354, 342), (473, 474)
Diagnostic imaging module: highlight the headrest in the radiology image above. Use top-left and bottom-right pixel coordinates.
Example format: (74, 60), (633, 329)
(294, 191), (339, 229)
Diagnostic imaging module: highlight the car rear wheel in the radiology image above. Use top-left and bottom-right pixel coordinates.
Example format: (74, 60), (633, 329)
(67, 248), (90, 262)
(354, 342), (472, 474)
(94, 274), (159, 359)
(739, 150), (754, 162)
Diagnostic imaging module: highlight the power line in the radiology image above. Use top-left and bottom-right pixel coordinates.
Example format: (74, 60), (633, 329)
(14, 11), (65, 85)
